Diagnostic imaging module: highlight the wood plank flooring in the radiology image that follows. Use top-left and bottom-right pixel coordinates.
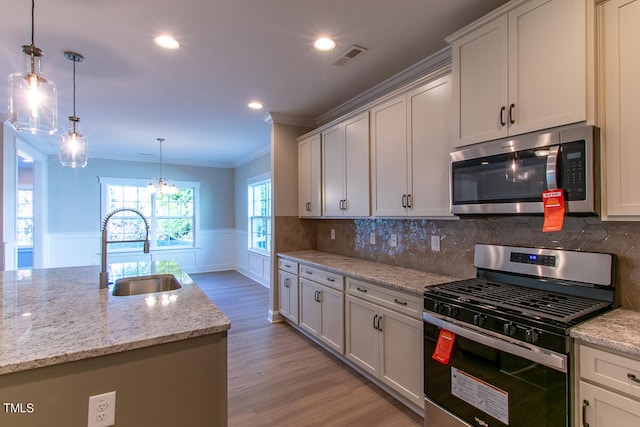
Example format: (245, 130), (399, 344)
(192, 271), (423, 427)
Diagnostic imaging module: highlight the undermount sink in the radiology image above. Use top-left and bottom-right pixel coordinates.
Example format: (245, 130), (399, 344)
(112, 274), (182, 296)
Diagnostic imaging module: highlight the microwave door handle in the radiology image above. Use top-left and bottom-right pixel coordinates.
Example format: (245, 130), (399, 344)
(546, 145), (560, 190)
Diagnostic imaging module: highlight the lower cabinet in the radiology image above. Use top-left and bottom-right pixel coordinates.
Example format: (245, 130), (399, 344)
(278, 270), (298, 323)
(298, 266), (345, 354)
(576, 343), (640, 427)
(345, 279), (423, 408)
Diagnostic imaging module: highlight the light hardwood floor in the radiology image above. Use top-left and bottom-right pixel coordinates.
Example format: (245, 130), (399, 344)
(192, 271), (424, 427)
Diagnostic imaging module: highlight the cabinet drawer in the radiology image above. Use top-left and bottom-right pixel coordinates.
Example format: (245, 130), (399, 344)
(278, 258), (299, 274)
(347, 278), (422, 319)
(580, 344), (640, 398)
(299, 265), (344, 291)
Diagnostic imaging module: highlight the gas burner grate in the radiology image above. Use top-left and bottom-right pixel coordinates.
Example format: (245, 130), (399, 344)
(428, 278), (610, 323)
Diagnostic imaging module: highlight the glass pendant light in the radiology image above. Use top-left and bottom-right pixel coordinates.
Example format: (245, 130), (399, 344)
(59, 51), (88, 168)
(8, 0), (57, 135)
(147, 138), (178, 195)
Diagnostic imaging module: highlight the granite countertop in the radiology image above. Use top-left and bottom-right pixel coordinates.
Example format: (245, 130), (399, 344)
(570, 308), (640, 357)
(0, 261), (230, 376)
(278, 250), (460, 296)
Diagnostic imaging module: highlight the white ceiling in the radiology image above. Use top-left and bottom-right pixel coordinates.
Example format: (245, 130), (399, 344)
(0, 0), (508, 167)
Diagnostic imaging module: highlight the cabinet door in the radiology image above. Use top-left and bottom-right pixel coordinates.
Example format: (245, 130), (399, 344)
(345, 295), (379, 377)
(580, 381), (640, 427)
(371, 95), (409, 216)
(508, 0), (587, 136)
(278, 270), (293, 320)
(378, 307), (423, 406)
(408, 75), (454, 217)
(318, 285), (344, 354)
(343, 112), (370, 217)
(298, 278), (320, 336)
(602, 0), (640, 217)
(322, 124), (345, 217)
(451, 14), (508, 146)
(298, 134), (322, 217)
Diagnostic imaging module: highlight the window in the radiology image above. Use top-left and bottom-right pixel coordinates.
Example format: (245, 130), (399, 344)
(17, 189), (33, 247)
(99, 177), (199, 250)
(248, 176), (271, 253)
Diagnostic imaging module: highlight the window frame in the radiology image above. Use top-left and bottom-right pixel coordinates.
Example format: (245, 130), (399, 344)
(247, 173), (271, 255)
(99, 177), (200, 251)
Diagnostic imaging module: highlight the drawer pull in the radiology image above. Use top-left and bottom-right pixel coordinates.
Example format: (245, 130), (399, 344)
(356, 287), (367, 293)
(628, 373), (640, 384)
(394, 298), (408, 306)
(305, 270), (313, 275)
(326, 277), (335, 282)
(284, 264), (291, 268)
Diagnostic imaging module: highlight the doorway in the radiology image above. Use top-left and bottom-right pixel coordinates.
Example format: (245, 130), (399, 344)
(17, 154), (34, 268)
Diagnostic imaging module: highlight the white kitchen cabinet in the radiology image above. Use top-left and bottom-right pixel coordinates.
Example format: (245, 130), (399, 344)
(576, 343), (640, 427)
(600, 0), (640, 218)
(449, 0), (589, 147)
(322, 112), (370, 217)
(370, 75), (455, 217)
(298, 265), (345, 354)
(298, 133), (322, 217)
(278, 270), (298, 324)
(345, 279), (423, 408)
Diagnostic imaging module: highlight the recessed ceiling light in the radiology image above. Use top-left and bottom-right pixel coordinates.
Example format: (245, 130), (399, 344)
(314, 37), (336, 52)
(248, 101), (263, 110)
(155, 35), (180, 50)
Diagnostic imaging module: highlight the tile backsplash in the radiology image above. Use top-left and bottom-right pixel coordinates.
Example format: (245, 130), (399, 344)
(314, 216), (640, 310)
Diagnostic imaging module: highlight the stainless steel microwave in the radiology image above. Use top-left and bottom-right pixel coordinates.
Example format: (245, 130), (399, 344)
(450, 125), (600, 215)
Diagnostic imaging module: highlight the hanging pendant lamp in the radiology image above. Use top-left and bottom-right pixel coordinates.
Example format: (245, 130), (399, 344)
(8, 0), (57, 135)
(147, 138), (178, 195)
(59, 51), (88, 168)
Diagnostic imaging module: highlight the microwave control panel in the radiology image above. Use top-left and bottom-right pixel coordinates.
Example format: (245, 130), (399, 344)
(560, 141), (586, 200)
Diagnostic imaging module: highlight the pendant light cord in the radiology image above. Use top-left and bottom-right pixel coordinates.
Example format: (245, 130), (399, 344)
(31, 0), (35, 47)
(72, 57), (77, 132)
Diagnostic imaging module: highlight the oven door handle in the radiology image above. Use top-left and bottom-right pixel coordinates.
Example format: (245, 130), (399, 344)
(423, 312), (567, 373)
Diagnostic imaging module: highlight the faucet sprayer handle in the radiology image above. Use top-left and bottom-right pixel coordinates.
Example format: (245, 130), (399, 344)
(144, 240), (150, 254)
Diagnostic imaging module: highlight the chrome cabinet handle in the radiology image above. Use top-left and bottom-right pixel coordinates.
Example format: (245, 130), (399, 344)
(500, 106), (506, 126)
(326, 277), (335, 282)
(284, 264), (291, 268)
(377, 315), (382, 332)
(305, 270), (313, 275)
(509, 103), (515, 124)
(394, 298), (408, 306)
(316, 290), (321, 303)
(373, 314), (378, 330)
(407, 194), (412, 208)
(402, 194), (407, 208)
(628, 373), (640, 383)
(582, 399), (590, 427)
(356, 287), (367, 293)
(284, 277), (289, 288)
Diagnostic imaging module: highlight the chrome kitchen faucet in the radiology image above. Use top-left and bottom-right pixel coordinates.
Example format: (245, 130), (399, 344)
(100, 208), (150, 289)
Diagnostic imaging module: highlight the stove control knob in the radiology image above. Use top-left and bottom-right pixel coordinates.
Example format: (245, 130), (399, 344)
(525, 328), (541, 343)
(473, 314), (486, 326)
(433, 301), (441, 313)
(503, 322), (517, 337)
(446, 306), (460, 318)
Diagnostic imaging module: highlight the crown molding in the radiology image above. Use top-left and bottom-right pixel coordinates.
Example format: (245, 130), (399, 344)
(268, 112), (316, 128)
(232, 143), (270, 168)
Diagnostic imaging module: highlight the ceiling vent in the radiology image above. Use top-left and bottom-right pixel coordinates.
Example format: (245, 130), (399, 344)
(333, 45), (367, 67)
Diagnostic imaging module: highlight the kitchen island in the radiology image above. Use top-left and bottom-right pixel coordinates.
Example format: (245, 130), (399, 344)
(0, 261), (230, 427)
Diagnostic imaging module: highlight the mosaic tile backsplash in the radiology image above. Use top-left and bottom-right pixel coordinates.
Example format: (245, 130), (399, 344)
(313, 216), (640, 310)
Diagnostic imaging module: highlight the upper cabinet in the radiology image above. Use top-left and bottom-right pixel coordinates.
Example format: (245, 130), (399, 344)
(371, 74), (455, 217)
(322, 112), (370, 217)
(448, 0), (592, 147)
(600, 0), (640, 219)
(298, 133), (322, 217)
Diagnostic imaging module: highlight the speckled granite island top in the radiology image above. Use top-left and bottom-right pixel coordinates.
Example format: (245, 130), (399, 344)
(0, 261), (230, 375)
(278, 251), (460, 296)
(570, 308), (640, 357)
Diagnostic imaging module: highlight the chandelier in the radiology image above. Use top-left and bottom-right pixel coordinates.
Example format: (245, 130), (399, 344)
(8, 0), (57, 135)
(59, 51), (88, 168)
(147, 138), (178, 195)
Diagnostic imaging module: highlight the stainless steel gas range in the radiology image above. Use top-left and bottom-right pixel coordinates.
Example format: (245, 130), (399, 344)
(423, 244), (615, 427)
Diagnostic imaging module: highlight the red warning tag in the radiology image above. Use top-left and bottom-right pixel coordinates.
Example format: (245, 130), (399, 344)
(432, 329), (456, 364)
(542, 189), (565, 232)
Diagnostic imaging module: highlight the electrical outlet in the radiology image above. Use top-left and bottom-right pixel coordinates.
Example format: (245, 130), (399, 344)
(389, 234), (397, 247)
(330, 229), (336, 240)
(369, 232), (376, 244)
(431, 235), (441, 252)
(88, 391), (116, 427)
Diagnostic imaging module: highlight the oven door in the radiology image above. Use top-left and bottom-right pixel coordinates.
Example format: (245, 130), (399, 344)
(424, 313), (569, 427)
